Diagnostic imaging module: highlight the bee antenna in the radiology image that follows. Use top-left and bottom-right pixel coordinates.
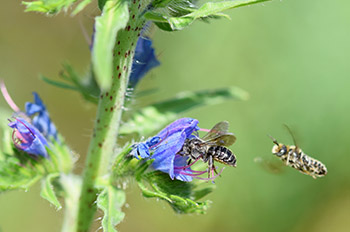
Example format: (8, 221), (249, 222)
(267, 134), (279, 145)
(283, 124), (298, 147)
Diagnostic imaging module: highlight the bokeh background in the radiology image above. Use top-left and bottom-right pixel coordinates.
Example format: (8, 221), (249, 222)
(1, 0), (349, 231)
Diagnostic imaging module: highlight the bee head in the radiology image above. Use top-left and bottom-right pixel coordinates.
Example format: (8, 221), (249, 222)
(272, 144), (288, 157)
(268, 135), (287, 157)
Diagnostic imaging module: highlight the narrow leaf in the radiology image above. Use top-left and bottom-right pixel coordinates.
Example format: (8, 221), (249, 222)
(120, 86), (249, 135)
(92, 0), (129, 91)
(97, 186), (126, 232)
(41, 64), (99, 104)
(98, 0), (108, 10)
(22, 0), (77, 14)
(40, 173), (62, 210)
(145, 0), (271, 31)
(40, 75), (78, 90)
(72, 0), (93, 15)
(22, 0), (94, 15)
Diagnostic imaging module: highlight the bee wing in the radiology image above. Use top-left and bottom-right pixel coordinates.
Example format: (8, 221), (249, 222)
(202, 121), (236, 146)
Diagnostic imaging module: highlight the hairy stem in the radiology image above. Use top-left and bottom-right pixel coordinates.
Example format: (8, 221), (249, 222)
(61, 174), (81, 232)
(75, 2), (146, 231)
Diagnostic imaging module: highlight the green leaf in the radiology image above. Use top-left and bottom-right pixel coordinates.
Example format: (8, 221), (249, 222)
(97, 186), (126, 232)
(145, 0), (271, 31)
(40, 173), (62, 210)
(92, 0), (129, 91)
(0, 151), (43, 192)
(47, 136), (77, 174)
(137, 171), (214, 214)
(120, 86), (249, 135)
(22, 0), (93, 15)
(41, 63), (99, 104)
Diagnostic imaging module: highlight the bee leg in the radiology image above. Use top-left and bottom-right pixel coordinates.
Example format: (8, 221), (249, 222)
(286, 153), (291, 166)
(187, 158), (192, 166)
(213, 162), (219, 174)
(208, 156), (215, 179)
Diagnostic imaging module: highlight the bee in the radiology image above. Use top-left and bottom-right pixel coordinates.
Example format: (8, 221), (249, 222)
(269, 126), (327, 179)
(179, 121), (237, 178)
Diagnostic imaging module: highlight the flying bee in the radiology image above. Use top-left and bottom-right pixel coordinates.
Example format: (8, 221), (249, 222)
(269, 126), (327, 179)
(178, 121), (237, 178)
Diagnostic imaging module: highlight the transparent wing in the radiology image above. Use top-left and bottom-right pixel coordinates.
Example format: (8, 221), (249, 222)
(201, 121), (236, 146)
(202, 121), (229, 140)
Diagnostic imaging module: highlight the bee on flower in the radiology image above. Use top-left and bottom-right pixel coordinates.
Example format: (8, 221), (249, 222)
(131, 118), (237, 182)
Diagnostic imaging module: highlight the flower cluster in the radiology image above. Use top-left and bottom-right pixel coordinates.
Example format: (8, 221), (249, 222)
(1, 82), (57, 158)
(132, 118), (221, 182)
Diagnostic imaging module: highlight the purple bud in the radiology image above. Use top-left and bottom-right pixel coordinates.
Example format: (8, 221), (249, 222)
(129, 37), (160, 88)
(8, 117), (49, 158)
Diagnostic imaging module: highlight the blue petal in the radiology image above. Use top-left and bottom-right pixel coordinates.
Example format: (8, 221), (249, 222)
(173, 155), (193, 182)
(151, 131), (187, 179)
(151, 118), (199, 181)
(146, 136), (161, 147)
(132, 143), (150, 159)
(132, 136), (161, 159)
(129, 37), (160, 88)
(156, 118), (199, 140)
(25, 92), (46, 115)
(25, 92), (58, 140)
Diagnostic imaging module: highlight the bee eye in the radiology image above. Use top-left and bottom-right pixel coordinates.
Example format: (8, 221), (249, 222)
(276, 145), (287, 157)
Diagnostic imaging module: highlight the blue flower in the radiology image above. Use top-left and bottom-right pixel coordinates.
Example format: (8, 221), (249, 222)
(129, 37), (160, 88)
(150, 118), (199, 181)
(25, 92), (58, 140)
(8, 117), (49, 158)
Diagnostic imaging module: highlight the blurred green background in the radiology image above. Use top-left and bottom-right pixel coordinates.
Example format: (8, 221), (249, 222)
(1, 0), (349, 231)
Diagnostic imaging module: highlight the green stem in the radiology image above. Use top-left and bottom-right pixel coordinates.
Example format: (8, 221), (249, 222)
(75, 2), (146, 231)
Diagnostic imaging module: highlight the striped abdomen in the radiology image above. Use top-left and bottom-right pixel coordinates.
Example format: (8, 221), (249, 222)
(207, 146), (236, 167)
